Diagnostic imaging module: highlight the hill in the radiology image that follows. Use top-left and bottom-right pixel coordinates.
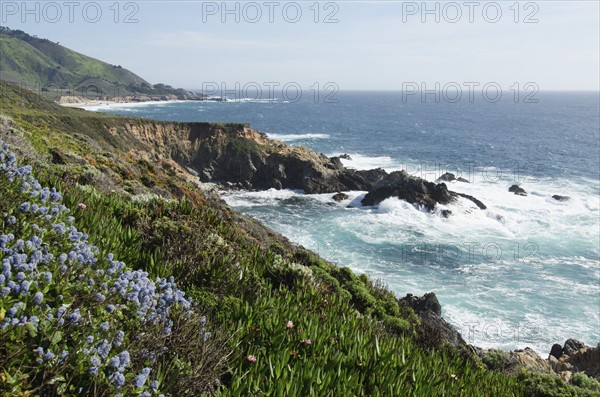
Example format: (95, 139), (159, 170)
(0, 27), (200, 100)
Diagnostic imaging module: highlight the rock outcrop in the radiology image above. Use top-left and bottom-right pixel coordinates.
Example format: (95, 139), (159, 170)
(361, 171), (453, 210)
(509, 184), (527, 196)
(332, 192), (349, 202)
(361, 171), (486, 212)
(118, 122), (388, 193)
(552, 194), (571, 202)
(400, 293), (469, 354)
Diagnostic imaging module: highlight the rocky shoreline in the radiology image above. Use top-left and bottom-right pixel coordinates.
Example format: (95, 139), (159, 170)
(401, 292), (600, 383)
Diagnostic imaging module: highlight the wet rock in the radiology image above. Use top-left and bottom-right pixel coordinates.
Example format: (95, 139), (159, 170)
(438, 172), (456, 182)
(552, 195), (570, 202)
(457, 177), (470, 183)
(509, 185), (527, 196)
(441, 209), (452, 218)
(563, 339), (586, 356)
(550, 343), (563, 359)
(361, 171), (453, 211)
(332, 192), (349, 202)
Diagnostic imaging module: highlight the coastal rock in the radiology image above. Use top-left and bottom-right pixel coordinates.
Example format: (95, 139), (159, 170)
(552, 194), (571, 202)
(145, 123), (389, 193)
(545, 340), (600, 382)
(455, 192), (487, 210)
(339, 153), (352, 160)
(361, 171), (486, 212)
(437, 173), (469, 183)
(550, 343), (563, 359)
(437, 172), (456, 182)
(441, 209), (452, 218)
(509, 348), (554, 375)
(400, 292), (442, 316)
(332, 192), (349, 202)
(509, 185), (527, 196)
(361, 171), (453, 211)
(399, 292), (469, 354)
(563, 339), (586, 356)
(563, 345), (600, 380)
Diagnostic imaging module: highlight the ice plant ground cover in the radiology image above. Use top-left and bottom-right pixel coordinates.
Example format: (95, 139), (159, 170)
(0, 143), (225, 395)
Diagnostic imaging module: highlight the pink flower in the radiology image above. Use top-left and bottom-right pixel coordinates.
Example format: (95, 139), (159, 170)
(77, 203), (87, 209)
(247, 355), (257, 363)
(286, 320), (294, 329)
(301, 339), (312, 345)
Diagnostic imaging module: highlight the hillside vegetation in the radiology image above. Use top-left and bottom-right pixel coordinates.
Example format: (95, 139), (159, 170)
(0, 27), (196, 99)
(2, 81), (599, 396)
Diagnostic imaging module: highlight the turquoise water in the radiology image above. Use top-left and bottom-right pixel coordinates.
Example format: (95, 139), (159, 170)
(93, 92), (599, 353)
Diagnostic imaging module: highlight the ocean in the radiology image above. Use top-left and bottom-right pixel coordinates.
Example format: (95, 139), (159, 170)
(90, 91), (600, 353)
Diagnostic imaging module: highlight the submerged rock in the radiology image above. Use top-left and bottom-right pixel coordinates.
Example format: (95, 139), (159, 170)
(509, 184), (527, 196)
(437, 172), (456, 182)
(552, 194), (571, 202)
(332, 192), (349, 202)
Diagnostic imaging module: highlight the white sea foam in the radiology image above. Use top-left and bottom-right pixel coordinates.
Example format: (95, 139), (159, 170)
(77, 100), (191, 112)
(268, 133), (331, 141)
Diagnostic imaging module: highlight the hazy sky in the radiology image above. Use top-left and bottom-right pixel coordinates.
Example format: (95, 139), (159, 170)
(2, 1), (599, 91)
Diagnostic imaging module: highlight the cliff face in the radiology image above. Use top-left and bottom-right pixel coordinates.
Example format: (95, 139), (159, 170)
(118, 121), (387, 193)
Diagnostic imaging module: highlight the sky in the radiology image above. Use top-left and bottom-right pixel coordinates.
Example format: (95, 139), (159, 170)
(1, 1), (599, 91)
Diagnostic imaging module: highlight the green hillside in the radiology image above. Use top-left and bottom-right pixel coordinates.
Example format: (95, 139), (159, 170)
(2, 80), (598, 396)
(0, 27), (196, 99)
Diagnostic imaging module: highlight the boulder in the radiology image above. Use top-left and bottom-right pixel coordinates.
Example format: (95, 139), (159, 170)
(399, 292), (469, 354)
(552, 195), (570, 202)
(399, 292), (442, 316)
(550, 343), (563, 359)
(437, 172), (456, 182)
(563, 339), (586, 356)
(441, 209), (452, 218)
(509, 185), (527, 196)
(339, 153), (352, 160)
(332, 192), (349, 202)
(457, 177), (470, 183)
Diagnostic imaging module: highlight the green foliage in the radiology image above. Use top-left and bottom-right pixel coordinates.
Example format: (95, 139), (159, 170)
(518, 370), (600, 397)
(483, 349), (513, 371)
(572, 373), (600, 393)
